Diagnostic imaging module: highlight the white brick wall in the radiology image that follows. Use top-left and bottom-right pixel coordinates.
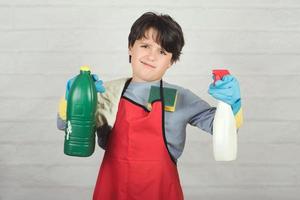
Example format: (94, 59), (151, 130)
(1, 0), (300, 199)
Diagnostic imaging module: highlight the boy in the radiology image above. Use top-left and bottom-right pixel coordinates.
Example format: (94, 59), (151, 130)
(57, 12), (243, 200)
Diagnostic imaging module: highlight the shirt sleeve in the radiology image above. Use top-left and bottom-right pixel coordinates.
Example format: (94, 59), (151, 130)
(182, 89), (216, 134)
(56, 113), (66, 131)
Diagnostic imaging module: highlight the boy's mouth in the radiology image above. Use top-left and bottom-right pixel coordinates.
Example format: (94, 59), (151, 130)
(141, 61), (156, 69)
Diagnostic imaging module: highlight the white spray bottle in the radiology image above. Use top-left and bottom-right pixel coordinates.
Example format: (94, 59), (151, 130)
(212, 69), (237, 161)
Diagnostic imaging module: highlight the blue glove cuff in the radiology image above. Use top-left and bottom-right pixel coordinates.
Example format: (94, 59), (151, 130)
(65, 77), (75, 100)
(231, 99), (241, 115)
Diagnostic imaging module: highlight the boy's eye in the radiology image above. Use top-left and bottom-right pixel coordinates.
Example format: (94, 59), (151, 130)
(141, 45), (149, 48)
(160, 50), (167, 55)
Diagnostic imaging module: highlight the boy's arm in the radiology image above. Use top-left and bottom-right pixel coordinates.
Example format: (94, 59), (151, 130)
(183, 88), (216, 134)
(184, 87), (243, 134)
(96, 124), (112, 150)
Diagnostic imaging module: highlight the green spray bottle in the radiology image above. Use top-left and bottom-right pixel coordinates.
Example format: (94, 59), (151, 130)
(64, 66), (97, 157)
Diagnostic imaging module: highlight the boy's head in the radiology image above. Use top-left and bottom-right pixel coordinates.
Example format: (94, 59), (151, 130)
(128, 12), (185, 82)
(128, 12), (185, 64)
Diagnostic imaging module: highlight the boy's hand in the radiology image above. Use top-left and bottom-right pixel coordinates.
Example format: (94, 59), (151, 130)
(65, 74), (106, 100)
(208, 75), (241, 115)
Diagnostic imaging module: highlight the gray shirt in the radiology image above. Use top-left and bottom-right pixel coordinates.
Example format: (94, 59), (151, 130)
(57, 79), (216, 162)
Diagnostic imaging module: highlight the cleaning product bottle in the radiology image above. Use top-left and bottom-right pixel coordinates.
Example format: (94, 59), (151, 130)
(64, 66), (98, 157)
(212, 69), (237, 161)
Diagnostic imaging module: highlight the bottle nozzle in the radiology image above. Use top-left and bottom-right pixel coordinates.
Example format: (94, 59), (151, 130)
(212, 69), (230, 84)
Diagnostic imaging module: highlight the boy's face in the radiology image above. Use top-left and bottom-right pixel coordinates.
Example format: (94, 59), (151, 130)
(128, 28), (173, 82)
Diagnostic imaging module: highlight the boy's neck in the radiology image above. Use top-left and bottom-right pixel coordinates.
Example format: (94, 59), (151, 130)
(131, 77), (161, 83)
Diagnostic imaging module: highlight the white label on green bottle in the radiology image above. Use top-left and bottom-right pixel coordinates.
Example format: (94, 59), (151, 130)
(66, 120), (72, 140)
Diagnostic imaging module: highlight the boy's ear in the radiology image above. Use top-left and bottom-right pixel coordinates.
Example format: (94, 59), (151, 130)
(168, 60), (173, 68)
(128, 48), (132, 63)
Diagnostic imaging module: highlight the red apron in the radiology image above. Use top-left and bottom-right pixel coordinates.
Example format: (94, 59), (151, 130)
(93, 79), (184, 200)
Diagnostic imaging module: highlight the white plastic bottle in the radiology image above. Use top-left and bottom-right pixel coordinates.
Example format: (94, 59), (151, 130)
(212, 69), (237, 161)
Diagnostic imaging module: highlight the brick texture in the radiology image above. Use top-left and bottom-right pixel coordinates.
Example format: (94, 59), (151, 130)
(0, 1), (299, 199)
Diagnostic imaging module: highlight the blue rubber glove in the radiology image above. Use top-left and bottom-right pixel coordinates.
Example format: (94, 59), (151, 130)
(208, 75), (241, 115)
(65, 74), (105, 100)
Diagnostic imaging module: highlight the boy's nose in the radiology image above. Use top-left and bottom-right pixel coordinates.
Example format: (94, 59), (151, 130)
(147, 50), (156, 61)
